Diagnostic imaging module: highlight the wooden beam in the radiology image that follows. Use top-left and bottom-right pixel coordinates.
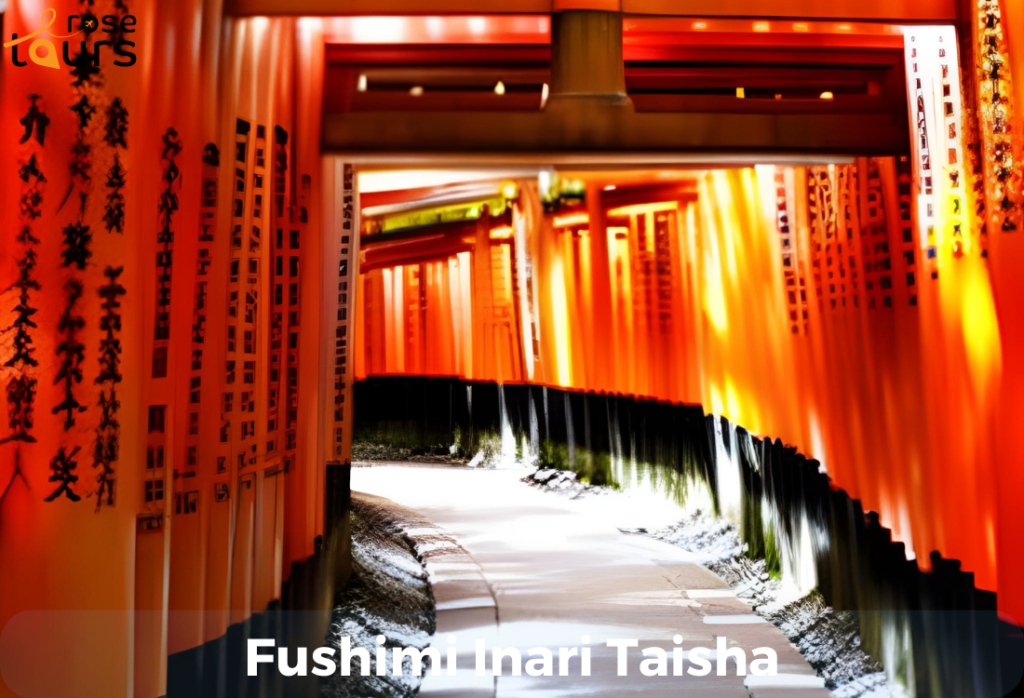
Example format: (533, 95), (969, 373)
(624, 0), (958, 22)
(225, 0), (553, 14)
(360, 225), (478, 272)
(629, 94), (900, 116)
(321, 108), (908, 155)
(325, 45), (551, 67)
(225, 0), (958, 21)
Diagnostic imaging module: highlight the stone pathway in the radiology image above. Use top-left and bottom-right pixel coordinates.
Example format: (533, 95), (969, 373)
(352, 463), (831, 698)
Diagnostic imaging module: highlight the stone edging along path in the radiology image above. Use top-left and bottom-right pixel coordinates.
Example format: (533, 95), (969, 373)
(352, 492), (498, 698)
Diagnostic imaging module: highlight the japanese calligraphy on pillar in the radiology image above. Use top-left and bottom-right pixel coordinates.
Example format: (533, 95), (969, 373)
(94, 266), (125, 509)
(773, 168), (808, 334)
(0, 95), (49, 509)
(220, 120), (251, 474)
(834, 164), (857, 310)
(52, 66), (90, 494)
(936, 31), (968, 258)
(903, 27), (970, 274)
(219, 118), (265, 477)
(862, 161), (887, 311)
(268, 127), (291, 463)
(185, 144), (220, 472)
(974, 0), (1021, 235)
(154, 128), (182, 356)
(103, 99), (128, 234)
(862, 159), (912, 309)
(52, 278), (86, 431)
(239, 123), (267, 469)
(285, 168), (311, 465)
(905, 30), (938, 275)
(45, 447), (83, 503)
(332, 164), (358, 460)
(52, 2), (104, 463)
(143, 129), (182, 511)
(92, 4), (130, 510)
(806, 166), (834, 312)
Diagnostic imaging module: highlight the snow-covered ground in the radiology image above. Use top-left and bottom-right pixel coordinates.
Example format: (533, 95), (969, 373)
(524, 468), (907, 698)
(326, 497), (436, 698)
(352, 462), (833, 698)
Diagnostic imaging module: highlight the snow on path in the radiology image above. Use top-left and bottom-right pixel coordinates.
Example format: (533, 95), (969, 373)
(352, 463), (830, 698)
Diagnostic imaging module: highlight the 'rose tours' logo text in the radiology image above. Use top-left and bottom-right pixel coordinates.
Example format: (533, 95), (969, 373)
(4, 8), (137, 70)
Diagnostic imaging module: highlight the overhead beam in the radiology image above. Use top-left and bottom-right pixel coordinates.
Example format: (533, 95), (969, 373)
(225, 0), (552, 14)
(321, 108), (909, 155)
(225, 0), (958, 22)
(623, 0), (957, 22)
(317, 8), (910, 156)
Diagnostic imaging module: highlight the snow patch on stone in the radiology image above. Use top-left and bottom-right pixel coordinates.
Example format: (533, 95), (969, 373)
(326, 502), (436, 698)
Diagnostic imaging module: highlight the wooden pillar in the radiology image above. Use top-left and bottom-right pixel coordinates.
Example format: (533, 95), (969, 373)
(546, 11), (632, 113)
(1007, 0), (1024, 144)
(535, 213), (558, 387)
(320, 157), (360, 587)
(586, 182), (614, 392)
(325, 461), (352, 584)
(473, 210), (496, 381)
(989, 0), (1024, 630)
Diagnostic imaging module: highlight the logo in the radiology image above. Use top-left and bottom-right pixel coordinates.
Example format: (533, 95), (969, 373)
(5, 8), (136, 69)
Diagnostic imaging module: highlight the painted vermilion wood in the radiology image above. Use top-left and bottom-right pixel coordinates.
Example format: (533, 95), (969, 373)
(0, 4), (341, 697)
(223, 0), (956, 21)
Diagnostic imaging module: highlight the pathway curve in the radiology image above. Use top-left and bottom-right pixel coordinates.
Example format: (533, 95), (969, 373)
(352, 462), (830, 698)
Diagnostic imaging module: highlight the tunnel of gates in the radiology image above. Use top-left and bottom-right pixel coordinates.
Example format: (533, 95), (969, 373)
(1, 1), (1024, 698)
(354, 375), (1022, 696)
(351, 156), (1024, 695)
